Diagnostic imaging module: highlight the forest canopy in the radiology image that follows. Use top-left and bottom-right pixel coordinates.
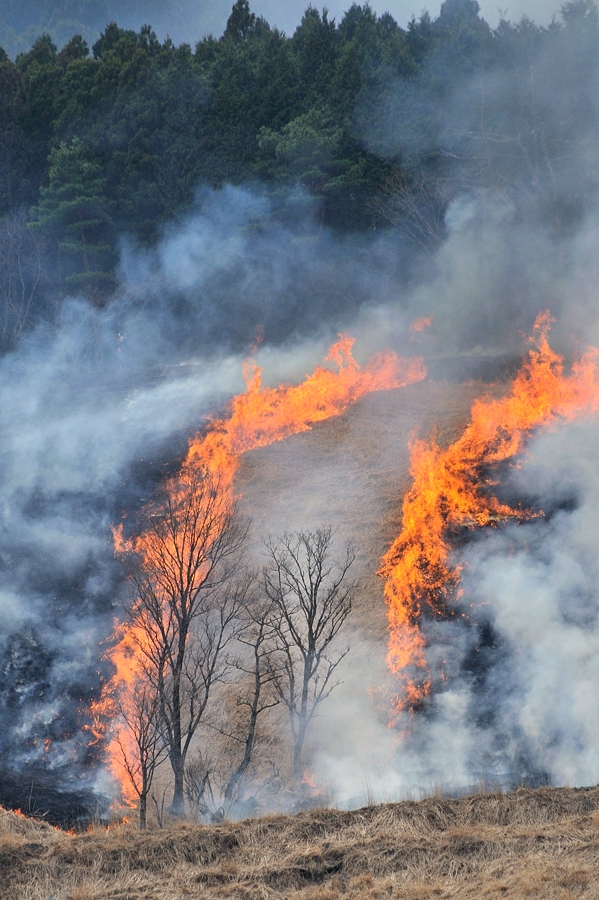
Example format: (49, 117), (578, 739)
(0, 0), (598, 309)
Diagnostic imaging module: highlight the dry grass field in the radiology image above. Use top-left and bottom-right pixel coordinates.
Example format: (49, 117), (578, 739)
(3, 786), (599, 899)
(236, 378), (495, 638)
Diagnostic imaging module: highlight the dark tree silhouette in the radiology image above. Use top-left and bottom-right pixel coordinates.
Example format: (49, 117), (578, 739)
(262, 527), (355, 781)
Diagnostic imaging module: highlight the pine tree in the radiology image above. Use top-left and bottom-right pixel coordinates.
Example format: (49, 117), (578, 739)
(224, 0), (256, 41)
(32, 138), (115, 301)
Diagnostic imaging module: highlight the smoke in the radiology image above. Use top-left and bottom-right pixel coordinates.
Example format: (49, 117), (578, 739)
(305, 418), (599, 804)
(307, 214), (599, 804)
(287, 8), (599, 804)
(4, 1), (599, 817)
(118, 185), (426, 360)
(459, 421), (599, 784)
(0, 297), (242, 778)
(351, 419), (599, 797)
(0, 182), (419, 807)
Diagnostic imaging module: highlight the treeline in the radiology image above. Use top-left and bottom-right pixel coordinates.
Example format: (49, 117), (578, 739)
(0, 0), (213, 58)
(0, 0), (598, 315)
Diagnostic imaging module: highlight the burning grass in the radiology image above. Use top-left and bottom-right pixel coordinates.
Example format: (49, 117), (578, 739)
(3, 786), (599, 899)
(381, 313), (599, 716)
(96, 333), (425, 805)
(236, 376), (497, 643)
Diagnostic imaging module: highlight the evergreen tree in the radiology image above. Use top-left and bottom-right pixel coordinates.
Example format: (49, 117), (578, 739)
(0, 0), (594, 285)
(292, 7), (338, 108)
(224, 0), (256, 41)
(32, 138), (115, 300)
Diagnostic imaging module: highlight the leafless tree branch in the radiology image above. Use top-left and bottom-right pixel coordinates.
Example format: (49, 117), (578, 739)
(262, 526), (355, 782)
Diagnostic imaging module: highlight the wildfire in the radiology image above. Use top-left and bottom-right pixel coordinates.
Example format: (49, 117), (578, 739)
(185, 334), (425, 486)
(96, 335), (426, 800)
(380, 312), (599, 717)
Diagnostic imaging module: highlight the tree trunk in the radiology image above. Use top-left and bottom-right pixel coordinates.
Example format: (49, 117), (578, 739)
(224, 708), (257, 803)
(168, 644), (186, 815)
(169, 747), (185, 816)
(225, 653), (262, 804)
(293, 659), (311, 781)
(292, 715), (307, 782)
(139, 792), (147, 830)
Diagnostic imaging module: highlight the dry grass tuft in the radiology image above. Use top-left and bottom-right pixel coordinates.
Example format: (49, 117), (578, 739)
(3, 785), (599, 899)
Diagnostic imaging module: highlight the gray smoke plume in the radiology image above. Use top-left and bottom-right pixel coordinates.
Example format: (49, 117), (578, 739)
(298, 4), (599, 802)
(3, 0), (599, 817)
(460, 420), (599, 786)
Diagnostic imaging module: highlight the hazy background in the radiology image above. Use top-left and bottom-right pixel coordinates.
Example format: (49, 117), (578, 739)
(0, 0), (569, 57)
(207, 0), (567, 36)
(111, 0), (571, 39)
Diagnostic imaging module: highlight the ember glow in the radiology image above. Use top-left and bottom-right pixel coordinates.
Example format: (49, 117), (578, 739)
(380, 313), (599, 718)
(96, 335), (426, 799)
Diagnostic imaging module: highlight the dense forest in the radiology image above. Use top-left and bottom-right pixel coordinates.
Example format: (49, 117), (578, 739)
(0, 0), (598, 336)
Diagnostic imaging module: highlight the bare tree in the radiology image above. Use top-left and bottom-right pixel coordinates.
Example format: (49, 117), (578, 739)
(184, 748), (214, 819)
(113, 676), (167, 829)
(118, 466), (250, 816)
(370, 169), (451, 247)
(0, 209), (47, 350)
(223, 597), (281, 805)
(262, 527), (356, 782)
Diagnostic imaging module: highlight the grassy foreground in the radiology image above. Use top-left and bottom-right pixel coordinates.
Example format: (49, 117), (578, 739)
(2, 786), (599, 899)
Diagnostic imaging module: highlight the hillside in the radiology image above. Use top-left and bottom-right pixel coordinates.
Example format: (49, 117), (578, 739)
(236, 376), (502, 638)
(2, 786), (599, 898)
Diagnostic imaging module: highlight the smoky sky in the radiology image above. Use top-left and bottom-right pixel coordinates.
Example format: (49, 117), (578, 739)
(162, 0), (572, 41)
(6, 0), (573, 50)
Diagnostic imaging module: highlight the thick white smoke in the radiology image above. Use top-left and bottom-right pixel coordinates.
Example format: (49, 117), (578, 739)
(460, 420), (599, 786)
(5, 2), (599, 807)
(0, 183), (423, 798)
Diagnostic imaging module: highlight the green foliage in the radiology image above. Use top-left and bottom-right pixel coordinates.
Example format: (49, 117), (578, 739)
(292, 7), (338, 109)
(0, 0), (596, 291)
(32, 137), (115, 299)
(259, 106), (342, 189)
(224, 0), (257, 41)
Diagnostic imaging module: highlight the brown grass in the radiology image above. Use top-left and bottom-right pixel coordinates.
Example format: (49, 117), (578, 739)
(3, 786), (599, 899)
(237, 379), (491, 641)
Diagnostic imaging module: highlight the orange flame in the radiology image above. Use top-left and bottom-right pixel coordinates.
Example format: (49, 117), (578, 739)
(380, 312), (599, 716)
(185, 335), (425, 487)
(89, 619), (154, 803)
(95, 335), (426, 799)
